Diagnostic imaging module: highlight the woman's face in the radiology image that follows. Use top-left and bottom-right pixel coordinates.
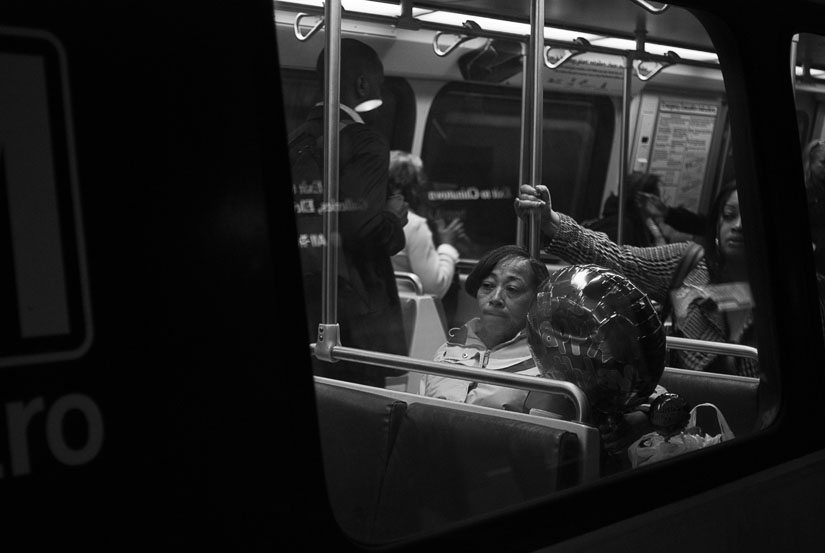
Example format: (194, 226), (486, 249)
(717, 190), (745, 262)
(476, 257), (538, 345)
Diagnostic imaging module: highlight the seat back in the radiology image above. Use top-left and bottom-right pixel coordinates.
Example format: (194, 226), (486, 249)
(313, 380), (407, 540)
(314, 377), (594, 543)
(395, 272), (450, 393)
(659, 367), (760, 437)
(373, 401), (580, 541)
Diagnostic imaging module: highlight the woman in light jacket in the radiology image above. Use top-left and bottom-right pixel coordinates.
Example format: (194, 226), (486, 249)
(424, 245), (553, 412)
(389, 150), (466, 299)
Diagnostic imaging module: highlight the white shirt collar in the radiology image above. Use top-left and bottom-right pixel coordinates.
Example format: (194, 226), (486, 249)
(314, 102), (365, 124)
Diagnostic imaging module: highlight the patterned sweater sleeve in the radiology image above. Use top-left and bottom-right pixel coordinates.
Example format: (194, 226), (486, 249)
(545, 213), (693, 304)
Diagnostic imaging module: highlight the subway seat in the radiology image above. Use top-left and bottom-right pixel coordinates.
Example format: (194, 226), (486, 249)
(314, 377), (588, 543)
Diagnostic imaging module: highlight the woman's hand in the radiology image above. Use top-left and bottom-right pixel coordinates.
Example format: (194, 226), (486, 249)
(635, 191), (668, 222)
(514, 184), (561, 241)
(436, 218), (467, 247)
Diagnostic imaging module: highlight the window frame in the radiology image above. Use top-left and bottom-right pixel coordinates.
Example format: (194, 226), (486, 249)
(279, 2), (825, 551)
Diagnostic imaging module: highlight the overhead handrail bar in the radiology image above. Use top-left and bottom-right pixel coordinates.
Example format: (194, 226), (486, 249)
(309, 337), (756, 422)
(666, 336), (759, 360)
(543, 37), (591, 69)
(635, 50), (680, 81)
(293, 11), (324, 41)
(310, 343), (592, 423)
(276, 3), (719, 71)
(629, 0), (670, 14)
(432, 20), (482, 57)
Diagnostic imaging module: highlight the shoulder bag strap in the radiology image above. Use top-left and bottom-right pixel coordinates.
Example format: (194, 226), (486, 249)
(660, 242), (705, 324)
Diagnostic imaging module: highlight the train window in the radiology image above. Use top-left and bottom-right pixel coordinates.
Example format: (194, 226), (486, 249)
(422, 83), (613, 258)
(275, 0), (773, 546)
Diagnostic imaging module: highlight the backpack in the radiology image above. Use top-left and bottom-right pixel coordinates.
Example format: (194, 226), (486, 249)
(288, 119), (355, 276)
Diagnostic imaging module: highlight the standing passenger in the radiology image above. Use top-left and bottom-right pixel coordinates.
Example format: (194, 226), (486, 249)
(289, 39), (408, 387)
(516, 181), (761, 377)
(389, 150), (466, 301)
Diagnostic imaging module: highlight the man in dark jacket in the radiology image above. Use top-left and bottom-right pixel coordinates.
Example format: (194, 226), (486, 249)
(290, 39), (408, 387)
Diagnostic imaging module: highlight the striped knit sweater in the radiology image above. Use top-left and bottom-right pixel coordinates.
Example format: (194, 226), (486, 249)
(545, 214), (759, 377)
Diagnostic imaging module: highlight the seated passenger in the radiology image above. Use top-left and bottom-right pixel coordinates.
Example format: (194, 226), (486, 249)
(389, 151), (466, 302)
(424, 245), (665, 467)
(424, 245), (551, 412)
(583, 171), (706, 247)
(516, 181), (760, 377)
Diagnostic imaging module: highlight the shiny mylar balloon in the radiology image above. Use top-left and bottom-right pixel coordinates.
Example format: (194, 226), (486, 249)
(526, 264), (666, 424)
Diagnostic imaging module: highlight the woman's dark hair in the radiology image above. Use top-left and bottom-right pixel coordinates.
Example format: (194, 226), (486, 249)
(465, 245), (550, 297)
(703, 180), (738, 280)
(388, 150), (428, 215)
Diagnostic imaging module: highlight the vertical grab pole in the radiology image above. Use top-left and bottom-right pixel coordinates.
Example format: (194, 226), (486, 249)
(618, 19), (644, 248)
(516, 41), (530, 250)
(618, 52), (632, 246)
(526, 0), (544, 259)
(318, 0), (343, 356)
(790, 33), (799, 103)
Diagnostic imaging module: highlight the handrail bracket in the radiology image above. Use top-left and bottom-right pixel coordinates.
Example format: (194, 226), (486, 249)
(433, 20), (482, 57)
(313, 324), (342, 363)
(544, 37), (591, 69)
(294, 11), (325, 41)
(635, 50), (680, 81)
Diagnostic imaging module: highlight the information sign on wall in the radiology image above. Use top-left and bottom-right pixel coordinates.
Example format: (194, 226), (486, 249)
(632, 95), (720, 212)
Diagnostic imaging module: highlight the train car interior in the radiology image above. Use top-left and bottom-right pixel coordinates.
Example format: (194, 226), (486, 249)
(275, 0), (825, 549)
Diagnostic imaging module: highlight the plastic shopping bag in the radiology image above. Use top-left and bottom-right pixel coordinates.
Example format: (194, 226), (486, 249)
(628, 403), (735, 468)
